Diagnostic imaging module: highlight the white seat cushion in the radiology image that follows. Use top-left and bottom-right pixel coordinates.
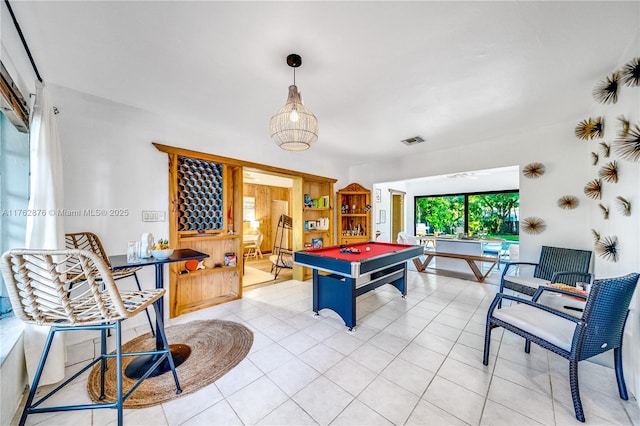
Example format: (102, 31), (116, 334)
(492, 303), (576, 352)
(537, 293), (586, 319)
(503, 275), (550, 290)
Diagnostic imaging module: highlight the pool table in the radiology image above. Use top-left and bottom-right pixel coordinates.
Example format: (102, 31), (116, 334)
(294, 241), (424, 330)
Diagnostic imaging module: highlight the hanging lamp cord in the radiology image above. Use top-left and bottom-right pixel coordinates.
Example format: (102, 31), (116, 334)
(4, 0), (43, 82)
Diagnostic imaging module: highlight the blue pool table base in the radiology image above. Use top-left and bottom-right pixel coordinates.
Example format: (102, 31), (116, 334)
(313, 263), (407, 330)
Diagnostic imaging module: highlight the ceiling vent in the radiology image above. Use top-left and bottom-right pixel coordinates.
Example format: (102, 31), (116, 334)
(400, 136), (425, 146)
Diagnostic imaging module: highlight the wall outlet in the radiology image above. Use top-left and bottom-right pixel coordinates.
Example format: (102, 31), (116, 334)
(142, 210), (166, 222)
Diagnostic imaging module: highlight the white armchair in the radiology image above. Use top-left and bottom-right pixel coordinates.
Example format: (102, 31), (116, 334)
(397, 232), (419, 245)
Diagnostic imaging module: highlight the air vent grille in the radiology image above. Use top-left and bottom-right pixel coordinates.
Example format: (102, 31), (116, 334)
(401, 136), (425, 146)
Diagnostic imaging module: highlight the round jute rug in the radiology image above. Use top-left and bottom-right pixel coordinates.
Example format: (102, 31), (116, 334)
(87, 319), (253, 408)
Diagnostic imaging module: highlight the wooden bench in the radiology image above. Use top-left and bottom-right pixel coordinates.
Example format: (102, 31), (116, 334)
(413, 251), (499, 283)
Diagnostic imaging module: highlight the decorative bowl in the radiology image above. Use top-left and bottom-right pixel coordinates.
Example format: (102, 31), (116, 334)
(151, 248), (174, 260)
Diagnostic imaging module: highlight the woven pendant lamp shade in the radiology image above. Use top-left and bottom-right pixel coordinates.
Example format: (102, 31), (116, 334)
(270, 85), (318, 151)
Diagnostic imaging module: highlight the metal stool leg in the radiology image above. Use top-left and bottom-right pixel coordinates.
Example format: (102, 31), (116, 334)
(19, 328), (57, 426)
(115, 321), (123, 426)
(132, 272), (156, 337)
(99, 327), (108, 400)
(153, 303), (182, 394)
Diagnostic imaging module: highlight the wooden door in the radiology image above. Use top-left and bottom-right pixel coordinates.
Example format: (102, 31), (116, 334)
(391, 193), (404, 243)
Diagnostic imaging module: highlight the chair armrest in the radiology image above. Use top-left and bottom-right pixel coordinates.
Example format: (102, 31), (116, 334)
(532, 286), (588, 302)
(488, 293), (582, 323)
(550, 271), (591, 284)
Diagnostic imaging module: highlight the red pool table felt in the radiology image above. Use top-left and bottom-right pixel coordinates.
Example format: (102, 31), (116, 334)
(304, 241), (414, 261)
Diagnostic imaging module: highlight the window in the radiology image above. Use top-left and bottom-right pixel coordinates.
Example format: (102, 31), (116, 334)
(0, 61), (30, 318)
(414, 190), (519, 240)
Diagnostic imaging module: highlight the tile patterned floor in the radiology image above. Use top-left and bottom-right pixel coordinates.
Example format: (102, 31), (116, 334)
(24, 271), (640, 425)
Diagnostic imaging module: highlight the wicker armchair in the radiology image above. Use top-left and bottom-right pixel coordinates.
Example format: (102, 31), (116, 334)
(1, 249), (182, 426)
(484, 273), (639, 422)
(500, 245), (592, 300)
(65, 232), (154, 335)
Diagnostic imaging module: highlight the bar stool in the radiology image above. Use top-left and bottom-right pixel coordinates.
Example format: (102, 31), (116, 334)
(65, 232), (155, 336)
(0, 248), (182, 426)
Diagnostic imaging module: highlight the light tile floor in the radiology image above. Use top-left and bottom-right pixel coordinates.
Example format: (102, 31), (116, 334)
(24, 271), (640, 425)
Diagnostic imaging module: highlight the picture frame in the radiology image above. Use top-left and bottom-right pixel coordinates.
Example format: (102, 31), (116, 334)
(312, 237), (323, 248)
(375, 188), (381, 203)
(379, 210), (386, 224)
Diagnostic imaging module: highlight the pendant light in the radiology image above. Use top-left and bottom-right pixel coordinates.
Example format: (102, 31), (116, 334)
(269, 54), (318, 151)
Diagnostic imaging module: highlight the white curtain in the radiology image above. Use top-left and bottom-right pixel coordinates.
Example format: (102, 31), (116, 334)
(24, 81), (65, 385)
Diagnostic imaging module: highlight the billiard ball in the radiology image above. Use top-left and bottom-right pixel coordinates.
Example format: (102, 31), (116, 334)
(365, 247), (371, 251)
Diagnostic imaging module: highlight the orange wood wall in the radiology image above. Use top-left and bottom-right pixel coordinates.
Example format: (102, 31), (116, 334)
(243, 183), (291, 253)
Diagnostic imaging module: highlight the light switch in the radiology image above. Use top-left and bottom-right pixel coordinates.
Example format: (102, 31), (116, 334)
(142, 211), (166, 222)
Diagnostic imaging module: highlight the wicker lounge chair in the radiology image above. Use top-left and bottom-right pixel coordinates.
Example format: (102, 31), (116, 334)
(484, 272), (639, 422)
(500, 245), (592, 299)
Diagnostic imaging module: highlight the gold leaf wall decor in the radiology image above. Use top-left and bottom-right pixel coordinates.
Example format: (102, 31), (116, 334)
(616, 196), (631, 216)
(595, 235), (619, 262)
(598, 203), (609, 219)
(522, 162), (545, 179)
(575, 117), (604, 140)
(592, 71), (620, 104)
(614, 123), (640, 162)
(598, 161), (619, 183)
(521, 217), (546, 235)
(617, 115), (630, 138)
(583, 179), (603, 200)
(591, 152), (599, 165)
(591, 229), (601, 243)
(621, 57), (640, 87)
(557, 196), (579, 210)
(599, 142), (611, 158)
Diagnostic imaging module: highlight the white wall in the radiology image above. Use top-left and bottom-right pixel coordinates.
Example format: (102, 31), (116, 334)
(351, 54), (640, 398)
(51, 83), (349, 334)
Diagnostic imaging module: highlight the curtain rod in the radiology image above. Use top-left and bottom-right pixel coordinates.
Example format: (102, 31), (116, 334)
(4, 0), (43, 83)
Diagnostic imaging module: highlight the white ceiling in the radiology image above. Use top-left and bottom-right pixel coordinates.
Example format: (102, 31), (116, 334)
(6, 1), (639, 167)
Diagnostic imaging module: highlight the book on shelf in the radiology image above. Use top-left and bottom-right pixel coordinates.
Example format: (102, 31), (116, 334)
(312, 238), (323, 248)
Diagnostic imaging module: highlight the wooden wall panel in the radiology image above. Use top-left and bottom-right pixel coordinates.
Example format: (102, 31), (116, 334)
(243, 183), (291, 253)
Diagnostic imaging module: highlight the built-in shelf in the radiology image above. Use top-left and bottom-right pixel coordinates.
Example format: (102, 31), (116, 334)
(337, 183), (372, 246)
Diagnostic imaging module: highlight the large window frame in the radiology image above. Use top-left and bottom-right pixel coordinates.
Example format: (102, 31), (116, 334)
(414, 189), (519, 239)
(0, 60), (30, 318)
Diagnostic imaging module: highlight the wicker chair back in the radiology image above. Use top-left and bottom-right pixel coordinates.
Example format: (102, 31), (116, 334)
(534, 246), (592, 285)
(578, 272), (639, 360)
(1, 248), (162, 326)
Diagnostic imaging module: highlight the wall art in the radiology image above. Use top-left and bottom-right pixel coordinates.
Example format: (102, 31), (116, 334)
(591, 229), (601, 243)
(583, 179), (603, 200)
(621, 57), (640, 87)
(595, 235), (619, 262)
(557, 196), (579, 210)
(575, 117), (604, 140)
(598, 161), (619, 183)
(614, 123), (640, 162)
(616, 196), (631, 216)
(599, 142), (611, 158)
(522, 162), (545, 179)
(617, 115), (630, 137)
(521, 217), (546, 235)
(598, 203), (609, 219)
(591, 152), (599, 166)
(592, 71), (620, 104)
